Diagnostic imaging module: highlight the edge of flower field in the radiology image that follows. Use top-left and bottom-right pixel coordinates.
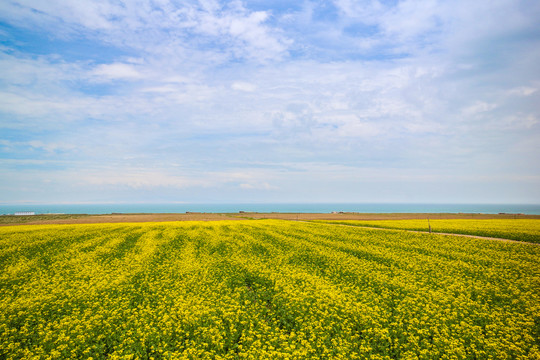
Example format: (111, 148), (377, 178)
(305, 220), (540, 245)
(2, 218), (539, 245)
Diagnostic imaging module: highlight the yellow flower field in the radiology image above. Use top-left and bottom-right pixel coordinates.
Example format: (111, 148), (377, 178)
(1, 220), (539, 359)
(312, 219), (540, 243)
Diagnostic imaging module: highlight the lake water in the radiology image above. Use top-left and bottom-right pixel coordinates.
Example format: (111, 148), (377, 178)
(1, 203), (540, 215)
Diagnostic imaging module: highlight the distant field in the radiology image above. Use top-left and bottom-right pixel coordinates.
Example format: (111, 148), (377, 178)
(312, 219), (540, 244)
(3, 212), (539, 226)
(0, 214), (91, 225)
(1, 220), (538, 359)
(0, 213), (241, 225)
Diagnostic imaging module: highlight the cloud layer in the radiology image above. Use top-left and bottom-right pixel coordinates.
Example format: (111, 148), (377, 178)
(1, 0), (539, 204)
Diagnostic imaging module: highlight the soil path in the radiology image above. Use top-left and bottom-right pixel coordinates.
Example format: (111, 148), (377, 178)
(296, 220), (539, 246)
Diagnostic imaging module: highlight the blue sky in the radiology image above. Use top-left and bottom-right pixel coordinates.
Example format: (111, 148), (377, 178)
(1, 0), (539, 205)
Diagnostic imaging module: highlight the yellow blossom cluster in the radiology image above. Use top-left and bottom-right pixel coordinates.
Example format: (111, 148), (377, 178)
(314, 219), (540, 243)
(0, 220), (538, 359)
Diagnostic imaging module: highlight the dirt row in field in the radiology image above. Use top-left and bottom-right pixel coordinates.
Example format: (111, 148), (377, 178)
(2, 212), (538, 226)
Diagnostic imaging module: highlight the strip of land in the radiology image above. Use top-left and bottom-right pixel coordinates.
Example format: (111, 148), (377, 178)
(1, 212), (538, 225)
(0, 213), (239, 225)
(239, 212), (540, 220)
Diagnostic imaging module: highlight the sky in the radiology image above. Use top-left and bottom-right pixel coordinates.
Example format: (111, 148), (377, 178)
(0, 0), (539, 205)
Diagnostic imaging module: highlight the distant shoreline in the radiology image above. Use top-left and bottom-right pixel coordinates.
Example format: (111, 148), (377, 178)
(2, 212), (540, 226)
(2, 203), (540, 216)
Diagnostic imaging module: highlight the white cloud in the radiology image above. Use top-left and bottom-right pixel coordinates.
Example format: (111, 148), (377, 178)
(379, 0), (441, 42)
(0, 52), (82, 88)
(83, 170), (201, 189)
(503, 114), (539, 129)
(0, 0), (292, 64)
(0, 91), (77, 118)
(25, 140), (75, 153)
(461, 101), (498, 116)
(227, 10), (291, 61)
(72, 165), (283, 194)
(239, 182), (277, 190)
(508, 87), (538, 97)
(334, 119), (381, 138)
(231, 81), (256, 92)
(0, 0), (121, 34)
(140, 85), (179, 93)
(91, 63), (144, 81)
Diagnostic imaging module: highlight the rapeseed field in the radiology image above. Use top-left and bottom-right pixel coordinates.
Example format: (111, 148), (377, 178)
(312, 219), (540, 243)
(1, 220), (538, 359)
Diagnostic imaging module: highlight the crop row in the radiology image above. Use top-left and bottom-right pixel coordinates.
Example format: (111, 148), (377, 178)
(312, 219), (540, 243)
